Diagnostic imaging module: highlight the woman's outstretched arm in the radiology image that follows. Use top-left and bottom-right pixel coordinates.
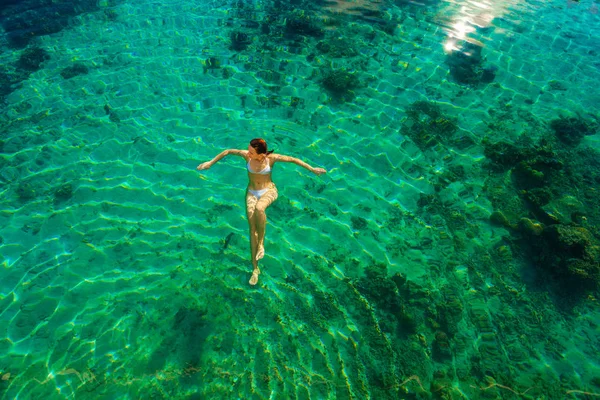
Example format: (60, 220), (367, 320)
(197, 149), (247, 170)
(273, 154), (327, 175)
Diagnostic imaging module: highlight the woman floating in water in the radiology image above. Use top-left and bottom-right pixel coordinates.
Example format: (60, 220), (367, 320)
(197, 138), (326, 285)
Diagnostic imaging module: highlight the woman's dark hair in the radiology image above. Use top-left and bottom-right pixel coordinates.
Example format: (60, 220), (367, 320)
(250, 138), (274, 155)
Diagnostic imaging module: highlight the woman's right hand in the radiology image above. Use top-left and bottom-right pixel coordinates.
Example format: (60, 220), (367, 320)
(197, 162), (211, 170)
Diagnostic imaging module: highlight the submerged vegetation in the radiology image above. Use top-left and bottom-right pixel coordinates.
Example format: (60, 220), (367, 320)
(550, 115), (598, 146)
(285, 11), (325, 39)
(446, 42), (496, 86)
(402, 101), (459, 150)
(230, 31), (253, 51)
(321, 69), (360, 101)
(484, 128), (600, 296)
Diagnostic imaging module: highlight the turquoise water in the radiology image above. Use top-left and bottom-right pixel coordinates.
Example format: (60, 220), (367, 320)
(1, 0), (599, 398)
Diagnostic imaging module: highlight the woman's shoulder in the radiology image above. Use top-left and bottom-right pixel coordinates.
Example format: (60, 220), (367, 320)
(267, 153), (278, 165)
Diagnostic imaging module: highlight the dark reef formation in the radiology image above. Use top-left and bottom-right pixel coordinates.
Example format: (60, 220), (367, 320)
(484, 128), (600, 296)
(285, 11), (325, 39)
(402, 101), (459, 150)
(539, 225), (600, 288)
(60, 63), (89, 79)
(17, 47), (50, 72)
(316, 38), (358, 58)
(230, 31), (253, 51)
(0, 1), (120, 103)
(446, 42), (496, 86)
(0, 0), (105, 48)
(321, 69), (360, 102)
(549, 115), (598, 146)
(1, 46), (51, 104)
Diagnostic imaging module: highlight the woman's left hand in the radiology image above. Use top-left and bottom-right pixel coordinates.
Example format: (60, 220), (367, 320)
(197, 162), (211, 170)
(312, 168), (327, 175)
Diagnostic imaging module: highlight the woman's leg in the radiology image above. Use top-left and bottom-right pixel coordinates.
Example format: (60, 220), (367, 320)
(253, 184), (278, 261)
(246, 191), (260, 285)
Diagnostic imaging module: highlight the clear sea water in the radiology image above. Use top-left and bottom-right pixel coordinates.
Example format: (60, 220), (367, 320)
(1, 0), (599, 398)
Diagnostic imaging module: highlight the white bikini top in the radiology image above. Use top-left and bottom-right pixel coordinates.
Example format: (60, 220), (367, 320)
(247, 160), (271, 175)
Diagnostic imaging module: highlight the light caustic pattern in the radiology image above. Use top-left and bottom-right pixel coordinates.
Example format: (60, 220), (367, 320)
(1, 0), (600, 398)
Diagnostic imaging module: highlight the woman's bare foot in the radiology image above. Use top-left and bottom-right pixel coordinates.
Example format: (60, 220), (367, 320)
(255, 244), (265, 261)
(249, 268), (260, 285)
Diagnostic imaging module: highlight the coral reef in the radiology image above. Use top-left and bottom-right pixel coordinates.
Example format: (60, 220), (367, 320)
(482, 139), (530, 171)
(356, 264), (421, 337)
(1, 0), (102, 48)
(230, 31), (252, 51)
(446, 42), (496, 86)
(484, 130), (600, 297)
(17, 47), (50, 72)
(402, 101), (458, 150)
(316, 38), (358, 58)
(203, 57), (221, 73)
(0, 46), (52, 102)
(285, 12), (324, 38)
(321, 69), (360, 101)
(549, 115), (598, 146)
(525, 224), (600, 290)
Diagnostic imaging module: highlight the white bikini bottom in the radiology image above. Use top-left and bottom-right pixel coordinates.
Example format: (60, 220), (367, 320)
(248, 187), (269, 199)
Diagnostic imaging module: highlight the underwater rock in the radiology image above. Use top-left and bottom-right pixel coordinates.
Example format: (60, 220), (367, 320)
(60, 63), (89, 79)
(428, 117), (459, 136)
(54, 183), (73, 201)
(285, 12), (324, 38)
(518, 218), (543, 236)
(17, 47), (50, 71)
(482, 140), (528, 170)
(357, 263), (405, 317)
(545, 225), (594, 259)
(2, 47), (51, 101)
(417, 193), (436, 208)
(407, 100), (441, 119)
(540, 224), (600, 288)
(351, 216), (367, 230)
(522, 187), (552, 208)
(391, 272), (407, 288)
(550, 116), (598, 146)
(436, 288), (464, 336)
(2, 0), (100, 48)
(540, 195), (585, 225)
(490, 211), (515, 230)
(204, 57), (221, 71)
(513, 161), (545, 189)
(230, 31), (252, 51)
(433, 331), (452, 361)
(402, 101), (458, 150)
(446, 42), (496, 86)
(434, 165), (466, 191)
(316, 38), (358, 58)
(321, 69), (360, 101)
(313, 290), (344, 321)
